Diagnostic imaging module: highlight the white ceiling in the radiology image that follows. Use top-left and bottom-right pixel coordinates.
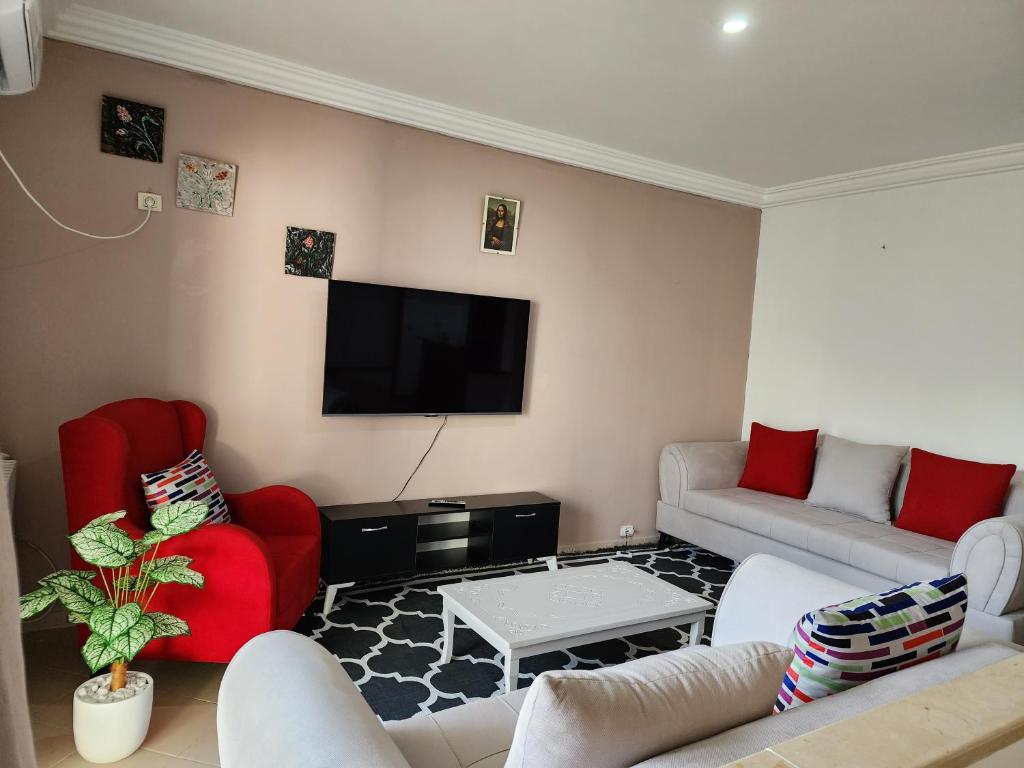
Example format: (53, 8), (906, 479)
(47, 0), (1024, 191)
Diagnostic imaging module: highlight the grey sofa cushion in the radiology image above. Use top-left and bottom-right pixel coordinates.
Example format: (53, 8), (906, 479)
(683, 487), (953, 583)
(633, 642), (1019, 768)
(806, 436), (907, 523)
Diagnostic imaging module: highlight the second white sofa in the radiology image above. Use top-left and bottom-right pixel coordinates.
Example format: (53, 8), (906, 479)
(657, 440), (1024, 642)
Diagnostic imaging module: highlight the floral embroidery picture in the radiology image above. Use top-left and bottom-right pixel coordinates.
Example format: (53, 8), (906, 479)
(176, 154), (238, 217)
(100, 96), (164, 163)
(284, 227), (336, 279)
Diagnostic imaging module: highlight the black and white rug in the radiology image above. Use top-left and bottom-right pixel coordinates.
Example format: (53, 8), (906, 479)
(295, 543), (736, 721)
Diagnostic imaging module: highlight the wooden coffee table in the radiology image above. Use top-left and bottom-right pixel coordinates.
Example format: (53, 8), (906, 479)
(437, 561), (712, 692)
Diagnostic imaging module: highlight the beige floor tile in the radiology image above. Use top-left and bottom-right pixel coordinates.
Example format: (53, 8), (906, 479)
(143, 699), (219, 765)
(56, 747), (216, 767)
(33, 730), (77, 768)
(27, 668), (89, 727)
(133, 659), (225, 704)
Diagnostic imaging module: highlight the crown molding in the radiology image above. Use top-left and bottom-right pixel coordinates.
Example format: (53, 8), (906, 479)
(46, 5), (764, 207)
(45, 5), (1024, 210)
(762, 143), (1024, 207)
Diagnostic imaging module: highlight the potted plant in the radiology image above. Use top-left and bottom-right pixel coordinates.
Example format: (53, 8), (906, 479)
(19, 501), (208, 763)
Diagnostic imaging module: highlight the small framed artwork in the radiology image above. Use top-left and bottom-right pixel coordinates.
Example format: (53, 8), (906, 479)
(480, 195), (521, 255)
(176, 154), (238, 217)
(100, 95), (165, 163)
(284, 227), (336, 279)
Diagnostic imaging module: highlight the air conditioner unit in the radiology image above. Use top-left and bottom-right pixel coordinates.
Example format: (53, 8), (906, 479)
(0, 0), (42, 95)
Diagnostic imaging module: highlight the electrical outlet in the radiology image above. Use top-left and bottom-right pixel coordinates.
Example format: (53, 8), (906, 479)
(137, 192), (162, 212)
(619, 524), (635, 538)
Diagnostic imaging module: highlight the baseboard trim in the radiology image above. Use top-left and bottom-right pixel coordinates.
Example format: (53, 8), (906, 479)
(558, 534), (660, 555)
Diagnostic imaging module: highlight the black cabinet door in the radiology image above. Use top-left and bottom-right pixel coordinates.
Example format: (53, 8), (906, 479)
(323, 515), (417, 582)
(490, 504), (559, 563)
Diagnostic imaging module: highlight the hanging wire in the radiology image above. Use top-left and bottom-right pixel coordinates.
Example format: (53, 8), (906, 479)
(0, 145), (153, 239)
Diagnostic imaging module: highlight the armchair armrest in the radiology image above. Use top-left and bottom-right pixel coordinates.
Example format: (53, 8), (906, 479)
(218, 631), (412, 768)
(952, 515), (1024, 616)
(659, 441), (748, 507)
(140, 523), (276, 662)
(224, 485), (319, 537)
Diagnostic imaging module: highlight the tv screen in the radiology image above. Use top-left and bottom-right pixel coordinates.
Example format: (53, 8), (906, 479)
(322, 280), (531, 415)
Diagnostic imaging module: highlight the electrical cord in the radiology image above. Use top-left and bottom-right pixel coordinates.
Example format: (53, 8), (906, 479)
(392, 415), (448, 501)
(0, 145), (153, 239)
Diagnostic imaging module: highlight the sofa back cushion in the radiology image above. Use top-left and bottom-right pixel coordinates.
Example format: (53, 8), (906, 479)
(806, 436), (908, 523)
(895, 449), (1017, 542)
(738, 423), (819, 500)
(504, 642), (793, 768)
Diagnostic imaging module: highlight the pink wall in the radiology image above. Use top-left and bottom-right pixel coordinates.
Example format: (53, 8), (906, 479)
(0, 42), (759, 592)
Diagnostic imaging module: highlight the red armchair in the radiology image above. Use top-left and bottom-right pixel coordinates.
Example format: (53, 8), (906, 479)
(58, 398), (320, 662)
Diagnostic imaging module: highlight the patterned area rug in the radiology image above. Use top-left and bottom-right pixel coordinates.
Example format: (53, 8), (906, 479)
(294, 543), (736, 721)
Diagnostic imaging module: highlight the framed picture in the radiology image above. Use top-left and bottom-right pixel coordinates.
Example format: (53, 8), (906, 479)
(480, 195), (521, 255)
(176, 154), (238, 217)
(100, 95), (164, 163)
(284, 227), (336, 279)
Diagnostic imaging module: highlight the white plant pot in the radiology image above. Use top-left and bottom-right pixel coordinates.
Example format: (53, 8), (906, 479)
(72, 672), (154, 764)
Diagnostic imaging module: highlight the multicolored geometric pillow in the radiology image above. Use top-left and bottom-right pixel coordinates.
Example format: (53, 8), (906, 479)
(774, 573), (967, 713)
(141, 450), (231, 524)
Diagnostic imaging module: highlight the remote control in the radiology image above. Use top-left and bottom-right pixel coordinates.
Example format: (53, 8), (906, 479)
(428, 498), (467, 508)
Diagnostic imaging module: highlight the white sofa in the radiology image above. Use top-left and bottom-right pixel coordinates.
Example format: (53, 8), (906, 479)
(217, 555), (1020, 768)
(657, 440), (1024, 643)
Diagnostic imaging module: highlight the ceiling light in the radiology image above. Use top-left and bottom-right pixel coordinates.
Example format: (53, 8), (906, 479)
(722, 18), (748, 34)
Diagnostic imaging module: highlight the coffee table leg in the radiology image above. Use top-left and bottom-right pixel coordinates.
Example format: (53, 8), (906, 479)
(441, 600), (455, 664)
(504, 651), (520, 692)
(688, 615), (706, 647)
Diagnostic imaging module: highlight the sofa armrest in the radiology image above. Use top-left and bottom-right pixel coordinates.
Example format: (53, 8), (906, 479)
(952, 515), (1024, 616)
(659, 441), (748, 507)
(218, 631), (412, 768)
(711, 554), (866, 648)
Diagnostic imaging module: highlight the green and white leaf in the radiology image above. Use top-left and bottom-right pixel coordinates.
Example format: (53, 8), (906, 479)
(140, 555), (192, 573)
(67, 611), (89, 625)
(144, 556), (204, 588)
(151, 501), (208, 537)
(84, 511), (127, 528)
(134, 529), (171, 556)
(19, 586), (59, 619)
(69, 525), (136, 568)
(39, 569), (97, 585)
(110, 614), (155, 662)
(48, 574), (108, 616)
(148, 612), (190, 638)
(81, 633), (122, 674)
(88, 602), (142, 641)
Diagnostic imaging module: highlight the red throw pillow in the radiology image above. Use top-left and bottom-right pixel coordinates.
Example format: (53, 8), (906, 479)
(895, 449), (1016, 542)
(738, 423), (819, 499)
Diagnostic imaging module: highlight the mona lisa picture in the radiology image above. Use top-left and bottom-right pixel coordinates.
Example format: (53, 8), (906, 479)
(480, 195), (521, 255)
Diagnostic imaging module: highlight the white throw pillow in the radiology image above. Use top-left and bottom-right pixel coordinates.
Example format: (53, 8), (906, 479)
(504, 641), (792, 768)
(806, 435), (908, 523)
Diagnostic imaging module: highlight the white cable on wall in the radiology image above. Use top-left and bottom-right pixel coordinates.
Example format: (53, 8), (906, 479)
(0, 145), (152, 239)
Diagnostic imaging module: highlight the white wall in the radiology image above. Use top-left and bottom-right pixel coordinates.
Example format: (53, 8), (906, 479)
(744, 169), (1024, 466)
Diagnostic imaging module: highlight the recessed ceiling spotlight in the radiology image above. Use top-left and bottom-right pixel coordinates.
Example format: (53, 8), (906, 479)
(723, 18), (749, 34)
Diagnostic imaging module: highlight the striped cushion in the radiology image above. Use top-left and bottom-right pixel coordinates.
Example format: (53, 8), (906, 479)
(774, 573), (967, 713)
(141, 450), (231, 524)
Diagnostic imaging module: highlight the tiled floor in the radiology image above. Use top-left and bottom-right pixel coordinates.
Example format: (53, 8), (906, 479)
(24, 627), (224, 767)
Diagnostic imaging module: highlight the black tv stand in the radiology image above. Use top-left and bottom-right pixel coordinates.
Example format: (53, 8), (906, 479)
(319, 492), (560, 585)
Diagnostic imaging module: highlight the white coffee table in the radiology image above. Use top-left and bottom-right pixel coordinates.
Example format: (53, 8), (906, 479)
(437, 561), (712, 692)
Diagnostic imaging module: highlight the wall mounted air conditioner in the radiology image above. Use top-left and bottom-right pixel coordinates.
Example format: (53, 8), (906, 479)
(0, 0), (42, 95)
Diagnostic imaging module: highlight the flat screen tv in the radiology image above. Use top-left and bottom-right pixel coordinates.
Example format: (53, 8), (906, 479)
(322, 280), (531, 415)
